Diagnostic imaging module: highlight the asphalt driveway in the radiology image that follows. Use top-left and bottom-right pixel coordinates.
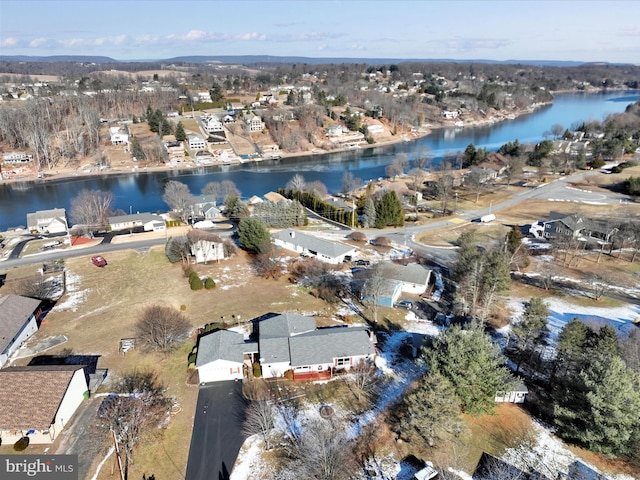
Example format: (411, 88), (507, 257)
(185, 381), (247, 480)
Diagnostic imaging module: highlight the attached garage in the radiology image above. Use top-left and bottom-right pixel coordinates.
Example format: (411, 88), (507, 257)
(195, 330), (256, 384)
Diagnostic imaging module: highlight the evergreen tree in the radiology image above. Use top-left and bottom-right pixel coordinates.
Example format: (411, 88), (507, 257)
(160, 119), (172, 137)
(363, 197), (376, 228)
(238, 217), (271, 254)
(130, 136), (146, 161)
(553, 318), (589, 381)
(225, 195), (250, 221)
(210, 82), (224, 103)
(425, 323), (515, 416)
(374, 191), (404, 228)
(174, 121), (186, 142)
(401, 371), (465, 446)
(512, 297), (549, 373)
(554, 355), (640, 457)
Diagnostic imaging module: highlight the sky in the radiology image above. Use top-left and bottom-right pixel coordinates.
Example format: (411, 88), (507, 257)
(1, 0), (639, 63)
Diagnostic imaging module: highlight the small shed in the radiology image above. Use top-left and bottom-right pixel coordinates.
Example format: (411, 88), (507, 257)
(495, 382), (528, 403)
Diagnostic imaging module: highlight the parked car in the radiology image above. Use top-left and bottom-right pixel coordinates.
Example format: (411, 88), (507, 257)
(354, 259), (370, 266)
(91, 255), (107, 267)
(395, 300), (413, 309)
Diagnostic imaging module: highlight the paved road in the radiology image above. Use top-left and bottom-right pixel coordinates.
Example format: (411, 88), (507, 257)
(185, 381), (247, 480)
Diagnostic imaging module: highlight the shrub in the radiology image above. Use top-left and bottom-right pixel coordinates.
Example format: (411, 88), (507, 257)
(180, 304), (187, 311)
(253, 362), (262, 378)
(13, 437), (29, 451)
(188, 271), (199, 282)
(284, 369), (294, 381)
(373, 236), (392, 247)
(347, 231), (368, 242)
(183, 264), (194, 277)
(190, 275), (204, 290)
(204, 277), (216, 289)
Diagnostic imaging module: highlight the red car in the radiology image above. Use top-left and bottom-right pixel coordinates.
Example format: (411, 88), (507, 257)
(91, 255), (107, 267)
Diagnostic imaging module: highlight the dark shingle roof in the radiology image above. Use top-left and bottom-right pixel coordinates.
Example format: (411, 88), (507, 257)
(0, 365), (85, 430)
(0, 294), (41, 355)
(108, 213), (164, 224)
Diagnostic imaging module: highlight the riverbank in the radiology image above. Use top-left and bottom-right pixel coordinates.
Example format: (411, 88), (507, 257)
(0, 99), (553, 186)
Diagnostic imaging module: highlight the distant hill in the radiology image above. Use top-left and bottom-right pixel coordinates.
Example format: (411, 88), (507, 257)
(0, 54), (598, 67)
(0, 55), (119, 63)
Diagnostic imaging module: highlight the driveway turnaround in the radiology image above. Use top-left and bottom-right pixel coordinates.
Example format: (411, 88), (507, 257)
(186, 381), (247, 480)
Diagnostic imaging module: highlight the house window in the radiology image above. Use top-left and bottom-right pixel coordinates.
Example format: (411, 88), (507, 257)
(335, 357), (350, 367)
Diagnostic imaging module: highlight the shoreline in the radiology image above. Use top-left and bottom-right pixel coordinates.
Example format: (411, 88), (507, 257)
(0, 103), (544, 187)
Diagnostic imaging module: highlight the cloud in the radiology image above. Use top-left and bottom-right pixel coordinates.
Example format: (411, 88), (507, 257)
(437, 37), (511, 52)
(349, 44), (365, 51)
(621, 26), (640, 36)
(270, 31), (347, 42)
(1, 37), (18, 47)
(274, 21), (297, 27)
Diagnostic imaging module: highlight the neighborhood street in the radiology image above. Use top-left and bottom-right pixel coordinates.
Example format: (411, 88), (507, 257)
(185, 381), (247, 480)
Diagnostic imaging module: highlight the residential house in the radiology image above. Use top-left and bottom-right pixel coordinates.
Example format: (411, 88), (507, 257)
(0, 365), (89, 444)
(26, 208), (68, 234)
(109, 125), (129, 145)
(0, 294), (43, 368)
(195, 313), (376, 383)
(186, 230), (225, 264)
(203, 114), (224, 134)
(365, 123), (385, 136)
(2, 152), (33, 164)
(245, 113), (264, 133)
(384, 263), (432, 295)
(263, 191), (289, 203)
(188, 135), (207, 151)
(272, 229), (357, 264)
(325, 124), (345, 137)
(473, 452), (551, 480)
(108, 213), (166, 232)
(195, 330), (258, 383)
(165, 140), (184, 157)
(495, 382), (528, 403)
(441, 110), (459, 119)
(542, 212), (618, 246)
(190, 195), (220, 221)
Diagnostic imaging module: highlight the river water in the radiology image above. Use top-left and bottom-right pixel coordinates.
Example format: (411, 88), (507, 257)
(1, 90), (638, 231)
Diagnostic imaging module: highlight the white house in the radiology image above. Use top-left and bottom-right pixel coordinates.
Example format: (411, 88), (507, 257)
(26, 208), (68, 234)
(365, 124), (385, 135)
(195, 313), (377, 383)
(188, 135), (207, 151)
(109, 126), (129, 145)
(195, 330), (257, 383)
(272, 229), (357, 264)
(244, 113), (264, 132)
(203, 114), (224, 134)
(442, 110), (459, 119)
(0, 294), (42, 368)
(0, 365), (89, 444)
(384, 263), (432, 295)
(2, 152), (33, 164)
(108, 213), (166, 232)
(186, 230), (225, 264)
(495, 382), (529, 403)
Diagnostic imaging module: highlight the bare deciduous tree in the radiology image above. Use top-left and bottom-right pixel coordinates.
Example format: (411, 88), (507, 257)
(242, 391), (275, 450)
(344, 359), (379, 405)
(162, 180), (193, 223)
(361, 263), (394, 323)
(70, 189), (114, 230)
(135, 305), (191, 353)
(286, 173), (306, 192)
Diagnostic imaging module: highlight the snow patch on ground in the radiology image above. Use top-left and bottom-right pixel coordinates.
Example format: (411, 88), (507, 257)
(52, 271), (89, 311)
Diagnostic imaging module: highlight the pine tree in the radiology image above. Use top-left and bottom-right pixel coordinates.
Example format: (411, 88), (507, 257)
(160, 119), (172, 137)
(401, 371), (465, 446)
(130, 137), (146, 161)
(553, 318), (588, 381)
(174, 121), (186, 141)
(374, 191), (404, 228)
(554, 355), (640, 457)
(425, 323), (515, 416)
(363, 197), (376, 228)
(238, 217), (271, 255)
(512, 297), (549, 373)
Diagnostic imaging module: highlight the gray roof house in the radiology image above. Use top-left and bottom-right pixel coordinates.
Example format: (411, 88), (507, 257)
(108, 213), (166, 232)
(190, 195), (221, 220)
(0, 294), (42, 368)
(196, 313), (376, 383)
(195, 330), (258, 383)
(384, 263), (432, 295)
(542, 212), (618, 245)
(272, 229), (357, 264)
(26, 208), (68, 234)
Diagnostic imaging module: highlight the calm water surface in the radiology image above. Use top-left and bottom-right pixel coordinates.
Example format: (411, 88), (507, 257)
(0, 91), (638, 231)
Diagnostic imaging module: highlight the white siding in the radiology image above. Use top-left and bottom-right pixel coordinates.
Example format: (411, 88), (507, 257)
(52, 369), (89, 440)
(261, 361), (290, 379)
(198, 359), (243, 383)
(0, 315), (38, 368)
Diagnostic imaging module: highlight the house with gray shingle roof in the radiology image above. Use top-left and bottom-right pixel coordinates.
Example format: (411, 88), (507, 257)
(108, 213), (166, 232)
(0, 365), (88, 444)
(272, 229), (357, 264)
(26, 208), (68, 234)
(195, 313), (376, 383)
(384, 263), (432, 295)
(0, 294), (43, 368)
(195, 330), (258, 383)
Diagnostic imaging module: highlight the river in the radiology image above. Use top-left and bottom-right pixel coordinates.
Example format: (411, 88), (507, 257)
(0, 90), (638, 231)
